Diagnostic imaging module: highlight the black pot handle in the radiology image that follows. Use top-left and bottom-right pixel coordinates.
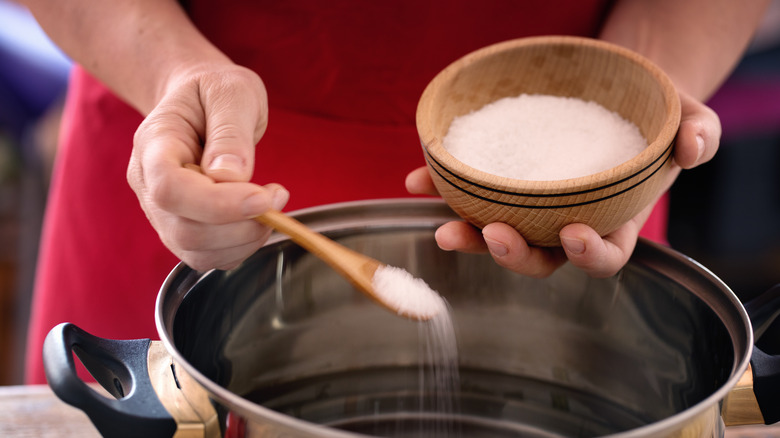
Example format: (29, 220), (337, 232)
(43, 322), (177, 438)
(745, 284), (780, 425)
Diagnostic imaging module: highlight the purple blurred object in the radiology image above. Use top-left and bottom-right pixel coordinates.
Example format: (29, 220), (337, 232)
(0, 0), (72, 138)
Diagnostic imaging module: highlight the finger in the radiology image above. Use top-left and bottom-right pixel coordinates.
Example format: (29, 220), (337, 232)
(434, 221), (487, 253)
(199, 69), (268, 183)
(160, 214), (272, 253)
(481, 223), (567, 278)
(179, 238), (269, 271)
(129, 108), (206, 215)
(405, 166), (440, 196)
(674, 91), (722, 169)
(559, 222), (638, 278)
(131, 102), (205, 177)
(146, 157), (289, 224)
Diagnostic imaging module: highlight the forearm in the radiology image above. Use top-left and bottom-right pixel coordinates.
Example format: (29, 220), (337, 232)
(19, 0), (232, 115)
(600, 0), (769, 100)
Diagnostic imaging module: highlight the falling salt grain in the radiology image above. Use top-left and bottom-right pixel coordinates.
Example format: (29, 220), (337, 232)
(372, 265), (461, 434)
(371, 265), (446, 320)
(443, 94), (648, 181)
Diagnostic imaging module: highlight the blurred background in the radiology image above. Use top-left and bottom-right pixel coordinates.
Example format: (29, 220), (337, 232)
(0, 1), (778, 387)
(0, 0), (71, 385)
(668, 1), (780, 304)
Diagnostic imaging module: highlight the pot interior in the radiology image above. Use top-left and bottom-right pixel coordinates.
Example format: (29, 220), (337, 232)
(160, 200), (748, 437)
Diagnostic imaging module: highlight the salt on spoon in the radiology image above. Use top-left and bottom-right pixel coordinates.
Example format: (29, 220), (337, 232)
(371, 265), (447, 320)
(182, 164), (444, 321)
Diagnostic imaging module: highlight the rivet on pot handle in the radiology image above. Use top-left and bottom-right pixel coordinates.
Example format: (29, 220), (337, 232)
(43, 322), (177, 438)
(744, 284), (780, 425)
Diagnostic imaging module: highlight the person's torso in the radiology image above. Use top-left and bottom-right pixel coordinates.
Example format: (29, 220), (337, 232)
(187, 0), (612, 125)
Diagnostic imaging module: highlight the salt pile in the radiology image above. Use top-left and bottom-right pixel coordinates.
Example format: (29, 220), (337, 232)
(442, 94), (647, 180)
(371, 265), (446, 320)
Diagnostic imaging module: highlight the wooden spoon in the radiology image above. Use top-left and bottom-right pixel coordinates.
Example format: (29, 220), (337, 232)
(254, 210), (441, 321)
(183, 161), (441, 320)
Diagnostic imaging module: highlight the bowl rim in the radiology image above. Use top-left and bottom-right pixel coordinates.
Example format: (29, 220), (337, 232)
(416, 35), (682, 195)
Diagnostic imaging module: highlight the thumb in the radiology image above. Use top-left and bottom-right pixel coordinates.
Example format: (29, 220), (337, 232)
(199, 70), (269, 183)
(201, 116), (265, 183)
(674, 91), (721, 169)
(204, 148), (255, 183)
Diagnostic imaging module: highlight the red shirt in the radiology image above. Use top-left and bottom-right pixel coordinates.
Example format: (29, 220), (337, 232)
(26, 0), (668, 383)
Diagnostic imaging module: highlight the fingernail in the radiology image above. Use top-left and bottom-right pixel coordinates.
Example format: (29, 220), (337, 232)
(695, 135), (705, 163)
(484, 237), (508, 257)
(434, 228), (454, 251)
(561, 236), (585, 255)
(241, 192), (270, 218)
(209, 154), (244, 173)
(271, 188), (289, 211)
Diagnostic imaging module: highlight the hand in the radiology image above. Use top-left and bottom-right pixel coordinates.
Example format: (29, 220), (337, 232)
(406, 90), (721, 278)
(127, 64), (289, 271)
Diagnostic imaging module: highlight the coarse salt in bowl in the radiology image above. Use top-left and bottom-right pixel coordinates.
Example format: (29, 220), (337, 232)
(416, 36), (681, 247)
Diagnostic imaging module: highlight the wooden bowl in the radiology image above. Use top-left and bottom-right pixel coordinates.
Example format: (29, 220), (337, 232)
(416, 36), (681, 247)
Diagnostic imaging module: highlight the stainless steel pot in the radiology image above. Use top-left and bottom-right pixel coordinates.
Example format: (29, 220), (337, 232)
(43, 199), (780, 437)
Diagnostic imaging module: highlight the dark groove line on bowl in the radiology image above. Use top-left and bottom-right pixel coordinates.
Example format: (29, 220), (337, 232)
(422, 139), (674, 198)
(424, 147), (673, 209)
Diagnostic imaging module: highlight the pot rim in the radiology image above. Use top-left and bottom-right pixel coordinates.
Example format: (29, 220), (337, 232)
(155, 198), (753, 437)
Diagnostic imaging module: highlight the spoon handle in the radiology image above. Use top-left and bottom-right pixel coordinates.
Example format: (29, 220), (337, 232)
(182, 164), (384, 301)
(254, 210), (382, 294)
